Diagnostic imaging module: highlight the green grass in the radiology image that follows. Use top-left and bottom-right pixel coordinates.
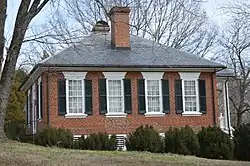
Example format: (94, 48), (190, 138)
(0, 142), (249, 166)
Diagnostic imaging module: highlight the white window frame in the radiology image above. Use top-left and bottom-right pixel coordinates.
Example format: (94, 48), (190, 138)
(179, 72), (201, 116)
(63, 72), (87, 118)
(27, 89), (31, 125)
(142, 72), (165, 117)
(103, 72), (126, 117)
(37, 77), (42, 120)
(32, 83), (37, 134)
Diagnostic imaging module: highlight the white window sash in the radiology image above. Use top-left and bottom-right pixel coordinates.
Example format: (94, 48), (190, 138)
(66, 79), (85, 115)
(103, 72), (126, 116)
(27, 89), (31, 124)
(145, 80), (162, 113)
(179, 72), (201, 116)
(63, 72), (87, 116)
(142, 72), (164, 116)
(38, 77), (42, 120)
(106, 80), (124, 114)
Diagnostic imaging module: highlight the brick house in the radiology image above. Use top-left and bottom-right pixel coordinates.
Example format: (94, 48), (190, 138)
(20, 6), (232, 149)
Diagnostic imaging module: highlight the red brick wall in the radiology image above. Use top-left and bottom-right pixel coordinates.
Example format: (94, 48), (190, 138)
(40, 71), (218, 135)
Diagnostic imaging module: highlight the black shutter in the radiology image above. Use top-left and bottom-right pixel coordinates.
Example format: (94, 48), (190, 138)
(36, 84), (39, 119)
(58, 79), (66, 116)
(40, 82), (43, 119)
(199, 79), (206, 114)
(99, 79), (107, 115)
(138, 79), (146, 114)
(175, 80), (183, 114)
(124, 79), (132, 114)
(85, 80), (93, 115)
(162, 80), (170, 114)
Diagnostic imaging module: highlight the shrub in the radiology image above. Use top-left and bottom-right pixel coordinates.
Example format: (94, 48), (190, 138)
(4, 121), (26, 141)
(197, 126), (234, 160)
(234, 123), (250, 161)
(79, 133), (116, 150)
(35, 127), (73, 148)
(126, 125), (164, 153)
(165, 126), (199, 156)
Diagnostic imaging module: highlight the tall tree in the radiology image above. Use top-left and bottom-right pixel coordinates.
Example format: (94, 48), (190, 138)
(63, 0), (217, 57)
(219, 0), (250, 126)
(5, 69), (27, 140)
(0, 0), (50, 142)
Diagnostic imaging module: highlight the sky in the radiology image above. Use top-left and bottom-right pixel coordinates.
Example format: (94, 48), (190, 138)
(6, 0), (233, 36)
(5, 0), (234, 68)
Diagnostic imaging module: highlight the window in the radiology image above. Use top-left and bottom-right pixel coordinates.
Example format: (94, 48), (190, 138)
(68, 80), (84, 114)
(184, 80), (197, 112)
(27, 89), (31, 125)
(37, 77), (42, 119)
(147, 80), (160, 112)
(103, 72), (126, 117)
(108, 80), (123, 113)
(179, 72), (201, 115)
(63, 72), (87, 117)
(142, 72), (164, 116)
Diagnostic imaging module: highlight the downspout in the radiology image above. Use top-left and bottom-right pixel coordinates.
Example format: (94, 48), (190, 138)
(47, 70), (50, 127)
(225, 78), (231, 137)
(211, 71), (216, 126)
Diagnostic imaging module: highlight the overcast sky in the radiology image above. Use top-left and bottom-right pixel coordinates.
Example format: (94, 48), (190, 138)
(6, 0), (233, 33)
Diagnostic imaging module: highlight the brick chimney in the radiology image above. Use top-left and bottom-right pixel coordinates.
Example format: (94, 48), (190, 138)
(109, 6), (130, 49)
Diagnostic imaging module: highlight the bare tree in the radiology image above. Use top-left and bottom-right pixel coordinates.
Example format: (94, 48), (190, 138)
(219, 11), (250, 126)
(55, 0), (218, 58)
(0, 0), (51, 141)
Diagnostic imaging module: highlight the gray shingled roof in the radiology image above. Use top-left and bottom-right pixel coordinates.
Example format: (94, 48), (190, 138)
(217, 69), (235, 77)
(40, 33), (225, 68)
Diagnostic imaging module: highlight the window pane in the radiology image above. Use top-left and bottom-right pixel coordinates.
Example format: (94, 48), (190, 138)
(147, 80), (160, 112)
(68, 80), (83, 114)
(109, 97), (122, 113)
(108, 80), (122, 113)
(184, 96), (197, 112)
(147, 80), (159, 96)
(148, 96), (160, 112)
(184, 80), (197, 112)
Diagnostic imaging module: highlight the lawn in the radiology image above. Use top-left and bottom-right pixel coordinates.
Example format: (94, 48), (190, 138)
(0, 142), (249, 166)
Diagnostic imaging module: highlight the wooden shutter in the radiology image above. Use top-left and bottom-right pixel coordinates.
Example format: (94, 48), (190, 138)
(199, 79), (206, 114)
(85, 79), (93, 115)
(124, 79), (132, 114)
(40, 82), (43, 119)
(58, 79), (66, 116)
(138, 79), (146, 114)
(162, 79), (170, 114)
(36, 84), (39, 119)
(99, 79), (107, 115)
(175, 80), (183, 114)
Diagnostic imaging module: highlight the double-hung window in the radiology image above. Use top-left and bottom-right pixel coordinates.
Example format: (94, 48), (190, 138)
(104, 72), (126, 117)
(108, 80), (123, 113)
(142, 72), (164, 116)
(184, 80), (197, 112)
(68, 80), (84, 114)
(179, 72), (201, 115)
(147, 80), (161, 112)
(64, 72), (87, 117)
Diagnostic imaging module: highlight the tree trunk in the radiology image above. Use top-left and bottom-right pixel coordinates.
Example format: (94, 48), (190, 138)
(0, 0), (50, 142)
(236, 111), (242, 127)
